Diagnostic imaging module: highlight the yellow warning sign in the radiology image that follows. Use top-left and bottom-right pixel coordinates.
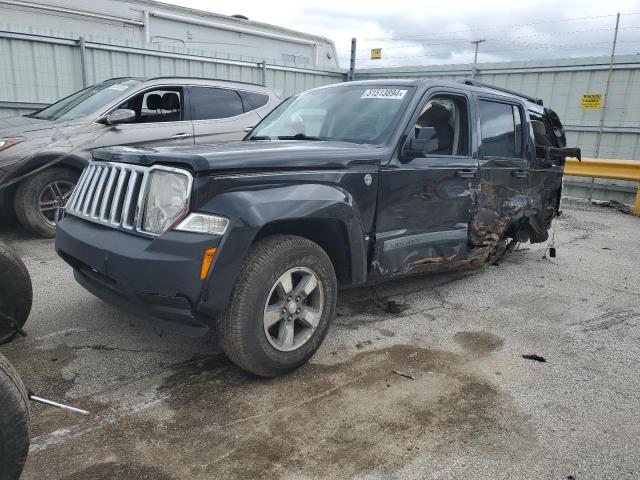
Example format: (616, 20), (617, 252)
(581, 94), (602, 109)
(370, 48), (382, 60)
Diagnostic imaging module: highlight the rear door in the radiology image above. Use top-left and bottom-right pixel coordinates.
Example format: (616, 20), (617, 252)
(188, 86), (262, 144)
(472, 95), (530, 246)
(100, 87), (194, 148)
(374, 88), (479, 276)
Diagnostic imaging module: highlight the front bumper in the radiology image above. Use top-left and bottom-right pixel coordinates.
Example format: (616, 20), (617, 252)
(56, 215), (222, 336)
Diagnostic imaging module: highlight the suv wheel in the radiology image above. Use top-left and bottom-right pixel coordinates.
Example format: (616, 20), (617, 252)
(0, 353), (31, 480)
(14, 168), (79, 238)
(218, 235), (337, 377)
(0, 241), (32, 344)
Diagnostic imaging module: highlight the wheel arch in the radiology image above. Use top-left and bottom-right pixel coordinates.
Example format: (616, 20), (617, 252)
(197, 183), (368, 315)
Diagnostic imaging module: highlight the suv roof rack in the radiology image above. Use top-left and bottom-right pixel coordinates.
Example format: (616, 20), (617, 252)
(462, 79), (544, 106)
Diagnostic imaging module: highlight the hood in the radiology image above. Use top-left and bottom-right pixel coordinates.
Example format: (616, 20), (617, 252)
(91, 141), (384, 173)
(0, 115), (61, 137)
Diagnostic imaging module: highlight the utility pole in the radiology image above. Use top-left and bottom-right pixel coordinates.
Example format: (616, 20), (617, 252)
(348, 37), (357, 81)
(471, 39), (485, 79)
(590, 12), (620, 201)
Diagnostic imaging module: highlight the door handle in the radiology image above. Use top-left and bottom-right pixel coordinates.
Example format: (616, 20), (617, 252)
(171, 133), (191, 139)
(456, 169), (476, 178)
(511, 170), (529, 178)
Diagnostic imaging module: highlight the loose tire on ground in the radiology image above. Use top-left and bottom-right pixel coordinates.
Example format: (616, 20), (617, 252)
(0, 353), (30, 480)
(14, 167), (79, 238)
(0, 241), (32, 344)
(217, 235), (337, 377)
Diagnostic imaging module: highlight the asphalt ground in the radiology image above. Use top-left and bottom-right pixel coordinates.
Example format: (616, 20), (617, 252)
(1, 198), (639, 480)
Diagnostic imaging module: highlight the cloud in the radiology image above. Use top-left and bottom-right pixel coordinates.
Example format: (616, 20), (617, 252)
(163, 0), (640, 67)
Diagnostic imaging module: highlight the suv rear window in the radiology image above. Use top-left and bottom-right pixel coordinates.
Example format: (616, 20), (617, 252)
(479, 100), (523, 158)
(190, 87), (244, 120)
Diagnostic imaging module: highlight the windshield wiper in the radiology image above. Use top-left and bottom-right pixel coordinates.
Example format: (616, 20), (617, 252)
(247, 135), (272, 140)
(276, 134), (323, 141)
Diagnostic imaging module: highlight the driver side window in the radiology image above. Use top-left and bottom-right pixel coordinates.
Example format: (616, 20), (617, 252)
(412, 95), (469, 156)
(116, 87), (183, 124)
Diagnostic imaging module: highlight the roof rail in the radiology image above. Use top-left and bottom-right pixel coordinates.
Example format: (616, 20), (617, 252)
(462, 79), (543, 106)
(146, 76), (264, 88)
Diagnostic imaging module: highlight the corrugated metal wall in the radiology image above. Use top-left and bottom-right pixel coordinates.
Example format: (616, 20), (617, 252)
(0, 30), (345, 119)
(1, 30), (638, 205)
(357, 57), (640, 204)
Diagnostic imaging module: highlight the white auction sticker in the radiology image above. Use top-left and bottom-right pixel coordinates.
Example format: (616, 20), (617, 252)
(361, 88), (407, 100)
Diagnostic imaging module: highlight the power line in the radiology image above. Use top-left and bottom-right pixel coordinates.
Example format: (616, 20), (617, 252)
(363, 12), (640, 41)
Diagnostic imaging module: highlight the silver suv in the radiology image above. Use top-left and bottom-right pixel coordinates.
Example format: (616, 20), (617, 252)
(0, 77), (282, 237)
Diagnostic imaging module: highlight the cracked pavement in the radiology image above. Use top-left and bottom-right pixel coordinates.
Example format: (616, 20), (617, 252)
(1, 198), (639, 479)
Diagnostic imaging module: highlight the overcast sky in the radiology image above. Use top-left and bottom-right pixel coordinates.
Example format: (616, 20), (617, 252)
(164, 0), (640, 67)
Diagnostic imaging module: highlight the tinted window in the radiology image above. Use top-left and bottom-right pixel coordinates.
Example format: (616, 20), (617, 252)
(239, 91), (269, 112)
(190, 87), (243, 120)
(479, 100), (522, 158)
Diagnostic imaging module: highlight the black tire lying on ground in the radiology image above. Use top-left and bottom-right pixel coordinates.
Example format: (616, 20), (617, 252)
(0, 240), (32, 344)
(0, 353), (31, 480)
(217, 235), (337, 377)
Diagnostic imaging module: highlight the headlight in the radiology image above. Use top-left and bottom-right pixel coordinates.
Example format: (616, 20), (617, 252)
(175, 213), (229, 235)
(0, 137), (25, 152)
(141, 169), (191, 235)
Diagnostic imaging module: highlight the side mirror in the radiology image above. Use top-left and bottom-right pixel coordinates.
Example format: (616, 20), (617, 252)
(243, 126), (254, 133)
(103, 109), (136, 125)
(401, 127), (439, 160)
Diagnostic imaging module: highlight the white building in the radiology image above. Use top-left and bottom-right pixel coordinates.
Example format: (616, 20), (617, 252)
(0, 0), (340, 68)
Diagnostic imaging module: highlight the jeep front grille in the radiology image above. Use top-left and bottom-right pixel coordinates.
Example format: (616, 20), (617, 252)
(66, 161), (192, 235)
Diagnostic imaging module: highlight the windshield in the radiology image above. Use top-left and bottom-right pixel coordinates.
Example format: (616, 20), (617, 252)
(248, 85), (414, 145)
(29, 79), (142, 121)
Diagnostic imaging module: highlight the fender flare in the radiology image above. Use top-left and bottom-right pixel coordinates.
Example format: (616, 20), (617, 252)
(197, 183), (367, 314)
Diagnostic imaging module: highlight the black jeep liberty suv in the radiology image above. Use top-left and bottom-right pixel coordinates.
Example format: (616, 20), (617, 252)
(56, 79), (579, 377)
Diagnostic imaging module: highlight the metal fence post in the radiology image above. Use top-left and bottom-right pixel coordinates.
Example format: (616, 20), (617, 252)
(261, 60), (267, 86)
(348, 38), (356, 81)
(78, 37), (88, 88)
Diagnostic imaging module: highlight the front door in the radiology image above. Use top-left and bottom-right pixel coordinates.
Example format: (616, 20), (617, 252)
(100, 87), (194, 149)
(374, 89), (479, 276)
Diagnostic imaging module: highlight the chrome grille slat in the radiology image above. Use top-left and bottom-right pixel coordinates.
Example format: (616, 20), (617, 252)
(65, 161), (193, 237)
(90, 167), (110, 218)
(121, 170), (139, 229)
(99, 167), (119, 221)
(110, 167), (127, 225)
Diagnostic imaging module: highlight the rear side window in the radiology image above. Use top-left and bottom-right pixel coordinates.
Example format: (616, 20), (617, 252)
(190, 87), (244, 120)
(239, 91), (270, 112)
(479, 100), (523, 158)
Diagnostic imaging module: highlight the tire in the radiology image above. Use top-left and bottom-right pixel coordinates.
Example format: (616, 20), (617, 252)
(14, 167), (79, 238)
(0, 353), (31, 480)
(0, 241), (32, 344)
(217, 235), (337, 377)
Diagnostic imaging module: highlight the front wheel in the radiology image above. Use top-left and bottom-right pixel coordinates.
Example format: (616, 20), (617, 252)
(14, 167), (79, 238)
(217, 235), (337, 377)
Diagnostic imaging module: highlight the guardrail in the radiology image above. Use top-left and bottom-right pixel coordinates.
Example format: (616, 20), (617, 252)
(565, 157), (640, 214)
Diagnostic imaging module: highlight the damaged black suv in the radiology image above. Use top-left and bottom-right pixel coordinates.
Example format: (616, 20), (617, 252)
(56, 79), (579, 377)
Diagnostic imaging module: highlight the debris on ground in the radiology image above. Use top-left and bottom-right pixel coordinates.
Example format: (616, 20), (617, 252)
(384, 300), (410, 315)
(355, 340), (373, 349)
(522, 354), (547, 363)
(593, 200), (637, 216)
(393, 370), (416, 380)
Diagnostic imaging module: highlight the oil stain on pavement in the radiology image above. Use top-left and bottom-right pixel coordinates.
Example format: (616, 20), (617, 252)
(24, 342), (531, 480)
